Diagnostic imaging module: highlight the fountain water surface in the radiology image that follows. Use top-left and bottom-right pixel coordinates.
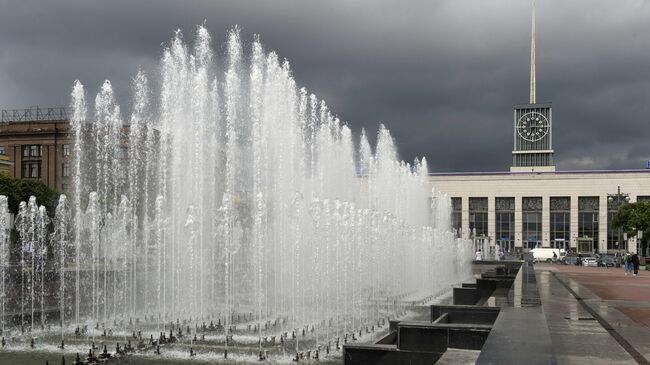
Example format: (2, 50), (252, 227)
(0, 26), (471, 363)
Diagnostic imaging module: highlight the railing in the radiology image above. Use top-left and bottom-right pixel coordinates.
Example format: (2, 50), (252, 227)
(1, 106), (70, 123)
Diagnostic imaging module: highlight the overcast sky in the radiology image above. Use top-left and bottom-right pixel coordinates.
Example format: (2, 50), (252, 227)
(1, 0), (649, 172)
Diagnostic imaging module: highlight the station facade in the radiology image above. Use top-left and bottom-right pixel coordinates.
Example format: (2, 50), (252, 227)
(429, 2), (650, 255)
(430, 170), (650, 254)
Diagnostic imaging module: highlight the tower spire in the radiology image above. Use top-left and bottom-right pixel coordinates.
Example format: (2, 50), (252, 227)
(529, 0), (536, 104)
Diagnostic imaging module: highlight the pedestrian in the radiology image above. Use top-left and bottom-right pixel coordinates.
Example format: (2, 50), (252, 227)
(552, 251), (558, 263)
(631, 252), (640, 277)
(623, 252), (632, 275)
(475, 249), (483, 261)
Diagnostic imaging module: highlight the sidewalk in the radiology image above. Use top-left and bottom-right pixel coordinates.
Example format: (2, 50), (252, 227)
(537, 263), (650, 364)
(550, 264), (650, 331)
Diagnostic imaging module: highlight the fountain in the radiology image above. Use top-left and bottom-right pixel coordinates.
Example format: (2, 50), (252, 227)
(0, 26), (472, 364)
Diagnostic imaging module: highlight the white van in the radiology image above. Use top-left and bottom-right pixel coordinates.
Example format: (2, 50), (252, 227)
(531, 248), (564, 263)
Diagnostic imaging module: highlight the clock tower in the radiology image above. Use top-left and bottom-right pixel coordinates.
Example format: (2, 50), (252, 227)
(511, 0), (555, 172)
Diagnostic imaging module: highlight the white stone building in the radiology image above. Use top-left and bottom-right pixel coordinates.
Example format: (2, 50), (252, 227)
(429, 1), (650, 255)
(430, 170), (650, 254)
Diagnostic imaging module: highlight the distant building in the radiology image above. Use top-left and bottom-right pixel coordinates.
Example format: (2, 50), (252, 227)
(0, 107), (71, 192)
(429, 2), (650, 255)
(431, 171), (650, 254)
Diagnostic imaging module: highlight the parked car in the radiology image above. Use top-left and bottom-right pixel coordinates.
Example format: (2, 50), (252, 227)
(582, 257), (599, 267)
(598, 255), (618, 268)
(560, 256), (575, 265)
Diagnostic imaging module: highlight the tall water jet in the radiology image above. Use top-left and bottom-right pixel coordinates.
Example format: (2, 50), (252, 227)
(52, 195), (69, 338)
(0, 196), (8, 334)
(37, 205), (49, 330)
(0, 25), (473, 364)
(70, 80), (86, 327)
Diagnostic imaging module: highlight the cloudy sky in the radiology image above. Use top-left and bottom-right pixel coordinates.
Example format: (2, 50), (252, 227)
(1, 0), (649, 172)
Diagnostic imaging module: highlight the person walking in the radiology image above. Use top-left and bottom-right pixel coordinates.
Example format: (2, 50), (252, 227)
(631, 252), (640, 277)
(623, 252), (631, 275)
(475, 249), (483, 261)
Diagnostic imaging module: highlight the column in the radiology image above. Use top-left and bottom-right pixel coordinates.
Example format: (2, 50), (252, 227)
(462, 195), (470, 240)
(542, 195), (550, 247)
(488, 195), (496, 247)
(570, 195), (578, 249)
(629, 196), (638, 254)
(44, 144), (53, 187)
(12, 144), (21, 178)
(599, 195), (608, 253)
(515, 196), (522, 248)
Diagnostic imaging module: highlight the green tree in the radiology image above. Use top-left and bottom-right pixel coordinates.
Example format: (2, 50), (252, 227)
(612, 202), (650, 254)
(0, 174), (60, 213)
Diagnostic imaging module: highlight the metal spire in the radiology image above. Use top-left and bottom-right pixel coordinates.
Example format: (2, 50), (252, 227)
(530, 0), (536, 104)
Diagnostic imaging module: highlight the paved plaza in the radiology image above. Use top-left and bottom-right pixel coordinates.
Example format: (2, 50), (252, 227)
(536, 263), (650, 364)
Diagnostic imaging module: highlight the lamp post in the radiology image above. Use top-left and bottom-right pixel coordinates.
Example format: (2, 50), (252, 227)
(607, 186), (630, 253)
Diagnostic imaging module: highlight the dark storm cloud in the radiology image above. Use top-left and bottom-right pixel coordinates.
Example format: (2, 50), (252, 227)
(1, 0), (649, 172)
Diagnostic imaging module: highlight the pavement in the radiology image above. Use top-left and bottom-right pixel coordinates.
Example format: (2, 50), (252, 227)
(536, 263), (650, 364)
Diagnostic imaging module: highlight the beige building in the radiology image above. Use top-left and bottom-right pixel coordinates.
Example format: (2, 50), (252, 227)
(0, 107), (72, 192)
(430, 170), (650, 254)
(431, 4), (650, 255)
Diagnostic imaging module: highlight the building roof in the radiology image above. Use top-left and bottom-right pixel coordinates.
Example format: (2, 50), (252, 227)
(429, 169), (650, 177)
(1, 107), (70, 123)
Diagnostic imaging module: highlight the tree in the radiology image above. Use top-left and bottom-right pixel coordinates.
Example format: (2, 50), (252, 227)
(612, 202), (650, 254)
(0, 174), (60, 213)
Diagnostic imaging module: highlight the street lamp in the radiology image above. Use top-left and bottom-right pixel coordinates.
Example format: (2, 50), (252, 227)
(607, 186), (630, 253)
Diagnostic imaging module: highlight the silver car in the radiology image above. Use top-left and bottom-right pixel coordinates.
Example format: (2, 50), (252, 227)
(582, 257), (598, 267)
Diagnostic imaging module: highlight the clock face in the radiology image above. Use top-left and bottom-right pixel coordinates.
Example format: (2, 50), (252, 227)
(517, 112), (549, 142)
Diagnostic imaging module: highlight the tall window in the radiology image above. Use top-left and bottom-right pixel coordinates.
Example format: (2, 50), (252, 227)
(607, 196), (628, 251)
(469, 197), (488, 237)
(523, 197), (542, 249)
(22, 145), (42, 157)
(0, 146), (5, 154)
(495, 197), (515, 253)
(63, 144), (70, 156)
(22, 162), (41, 178)
(451, 197), (462, 237)
(62, 163), (70, 177)
(550, 197), (570, 250)
(578, 197), (599, 253)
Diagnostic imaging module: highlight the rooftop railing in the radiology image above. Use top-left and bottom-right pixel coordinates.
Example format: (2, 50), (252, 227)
(1, 106), (70, 123)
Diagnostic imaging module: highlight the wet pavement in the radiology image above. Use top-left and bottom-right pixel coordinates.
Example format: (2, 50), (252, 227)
(536, 263), (650, 364)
